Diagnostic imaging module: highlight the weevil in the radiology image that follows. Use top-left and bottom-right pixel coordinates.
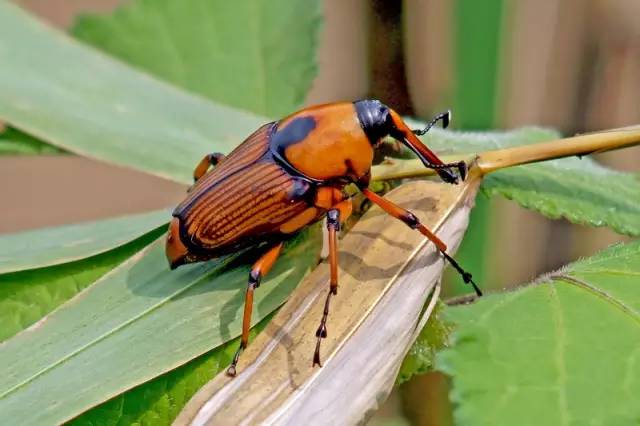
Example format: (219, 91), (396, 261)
(166, 100), (481, 376)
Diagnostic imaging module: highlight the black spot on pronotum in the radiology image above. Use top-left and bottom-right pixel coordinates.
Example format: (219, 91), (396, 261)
(271, 116), (317, 157)
(354, 99), (392, 144)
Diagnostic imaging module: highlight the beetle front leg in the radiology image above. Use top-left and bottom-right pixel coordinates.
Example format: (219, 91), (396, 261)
(193, 152), (226, 183)
(227, 242), (284, 377)
(360, 187), (482, 296)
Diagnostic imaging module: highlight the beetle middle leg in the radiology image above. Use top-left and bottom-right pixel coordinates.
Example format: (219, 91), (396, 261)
(193, 152), (226, 183)
(227, 241), (284, 377)
(313, 199), (352, 367)
(360, 187), (482, 296)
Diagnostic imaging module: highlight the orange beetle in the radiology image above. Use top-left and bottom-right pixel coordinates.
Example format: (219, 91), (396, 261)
(166, 100), (480, 376)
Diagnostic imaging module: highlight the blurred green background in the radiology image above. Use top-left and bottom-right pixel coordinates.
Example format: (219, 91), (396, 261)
(2, 0), (639, 424)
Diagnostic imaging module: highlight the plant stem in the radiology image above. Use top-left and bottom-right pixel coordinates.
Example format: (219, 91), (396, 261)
(370, 127), (640, 181)
(477, 126), (640, 174)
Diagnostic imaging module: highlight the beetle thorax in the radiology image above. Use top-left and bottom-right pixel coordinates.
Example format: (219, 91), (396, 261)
(271, 102), (375, 182)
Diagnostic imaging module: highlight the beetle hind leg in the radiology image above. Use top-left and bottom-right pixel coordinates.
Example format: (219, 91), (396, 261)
(226, 242), (284, 377)
(193, 152), (226, 183)
(360, 187), (482, 296)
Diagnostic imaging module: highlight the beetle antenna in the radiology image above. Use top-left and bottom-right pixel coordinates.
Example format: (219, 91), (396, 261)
(413, 110), (452, 136)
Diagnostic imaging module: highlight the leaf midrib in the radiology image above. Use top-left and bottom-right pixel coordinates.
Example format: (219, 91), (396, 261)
(549, 285), (570, 426)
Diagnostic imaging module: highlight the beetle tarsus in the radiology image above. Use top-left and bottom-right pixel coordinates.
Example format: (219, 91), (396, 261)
(226, 365), (237, 377)
(316, 323), (328, 338)
(457, 161), (467, 181)
(412, 110), (451, 136)
(313, 341), (323, 367)
(441, 251), (483, 297)
(313, 289), (334, 367)
(227, 346), (243, 377)
(423, 160), (468, 184)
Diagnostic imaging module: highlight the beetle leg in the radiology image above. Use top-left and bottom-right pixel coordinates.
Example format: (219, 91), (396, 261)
(360, 187), (482, 297)
(193, 152), (226, 183)
(313, 204), (347, 367)
(388, 109), (463, 184)
(227, 242), (284, 377)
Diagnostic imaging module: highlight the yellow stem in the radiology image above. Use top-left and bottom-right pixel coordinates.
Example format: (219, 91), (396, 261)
(477, 126), (640, 174)
(370, 126), (640, 182)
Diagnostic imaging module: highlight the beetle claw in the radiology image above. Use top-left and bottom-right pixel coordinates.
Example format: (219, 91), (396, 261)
(226, 365), (237, 377)
(457, 161), (467, 182)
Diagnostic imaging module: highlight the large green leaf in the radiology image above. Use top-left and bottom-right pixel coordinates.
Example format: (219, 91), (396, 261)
(73, 0), (321, 118)
(0, 227), (321, 425)
(407, 124), (640, 236)
(0, 210), (169, 343)
(69, 315), (270, 425)
(0, 2), (265, 184)
(438, 241), (640, 425)
(0, 230), (161, 343)
(0, 209), (169, 274)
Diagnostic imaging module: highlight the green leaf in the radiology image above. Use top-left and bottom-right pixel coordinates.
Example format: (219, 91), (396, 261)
(397, 301), (453, 385)
(0, 227), (321, 425)
(0, 230), (161, 343)
(484, 159), (640, 236)
(438, 241), (640, 426)
(68, 315), (271, 425)
(72, 0), (321, 118)
(414, 124), (640, 236)
(0, 2), (265, 184)
(0, 127), (63, 155)
(0, 209), (169, 274)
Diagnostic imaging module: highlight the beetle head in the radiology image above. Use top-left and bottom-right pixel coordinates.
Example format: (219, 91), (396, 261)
(354, 99), (393, 145)
(354, 99), (461, 184)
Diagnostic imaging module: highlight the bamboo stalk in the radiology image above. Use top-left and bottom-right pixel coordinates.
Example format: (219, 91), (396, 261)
(370, 127), (640, 182)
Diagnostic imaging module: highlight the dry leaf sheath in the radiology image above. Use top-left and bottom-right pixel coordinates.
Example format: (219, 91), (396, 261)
(175, 177), (480, 425)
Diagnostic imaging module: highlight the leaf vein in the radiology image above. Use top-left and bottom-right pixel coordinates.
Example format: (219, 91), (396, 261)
(549, 286), (570, 426)
(552, 274), (640, 322)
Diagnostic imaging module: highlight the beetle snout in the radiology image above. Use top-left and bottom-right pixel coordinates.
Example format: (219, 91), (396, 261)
(166, 217), (189, 269)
